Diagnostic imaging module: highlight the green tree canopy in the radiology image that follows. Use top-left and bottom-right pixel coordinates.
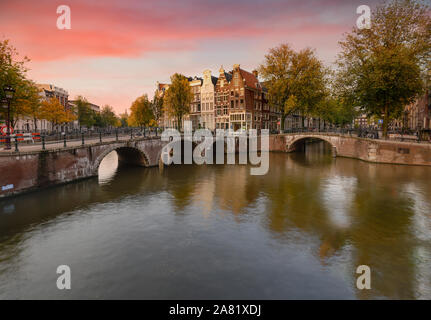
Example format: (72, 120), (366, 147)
(75, 96), (96, 129)
(100, 105), (119, 128)
(258, 44), (328, 130)
(0, 39), (40, 128)
(163, 73), (193, 130)
(119, 110), (129, 127)
(336, 0), (431, 137)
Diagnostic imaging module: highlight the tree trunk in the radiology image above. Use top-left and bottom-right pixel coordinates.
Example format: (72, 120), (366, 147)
(281, 113), (287, 133)
(177, 116), (182, 132)
(382, 104), (389, 139)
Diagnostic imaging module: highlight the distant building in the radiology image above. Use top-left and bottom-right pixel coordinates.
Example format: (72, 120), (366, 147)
(215, 64), (275, 131)
(200, 70), (218, 130)
(406, 89), (431, 132)
(37, 84), (69, 109)
(186, 76), (203, 130)
(68, 100), (100, 113)
(215, 66), (232, 130)
(155, 64), (279, 131)
(354, 113), (369, 128)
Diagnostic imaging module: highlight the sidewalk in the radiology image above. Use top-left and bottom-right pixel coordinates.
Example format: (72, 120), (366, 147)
(0, 134), (157, 154)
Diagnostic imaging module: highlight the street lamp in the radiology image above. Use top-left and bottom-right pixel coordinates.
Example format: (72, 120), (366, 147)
(2, 85), (15, 150)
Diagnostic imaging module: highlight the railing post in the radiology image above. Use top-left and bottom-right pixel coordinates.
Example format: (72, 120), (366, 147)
(99, 132), (102, 143)
(42, 135), (46, 150)
(14, 137), (18, 152)
(143, 127), (146, 137)
(63, 133), (67, 147)
(116, 129), (118, 141)
(82, 133), (85, 145)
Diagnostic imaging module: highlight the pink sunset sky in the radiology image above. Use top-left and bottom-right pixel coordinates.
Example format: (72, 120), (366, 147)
(0, 0), (384, 114)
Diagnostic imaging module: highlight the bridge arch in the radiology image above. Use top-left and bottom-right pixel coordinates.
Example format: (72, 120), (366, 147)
(287, 135), (337, 156)
(92, 144), (150, 175)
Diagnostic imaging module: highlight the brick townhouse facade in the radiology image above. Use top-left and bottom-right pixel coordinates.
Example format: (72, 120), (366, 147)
(155, 64), (281, 132)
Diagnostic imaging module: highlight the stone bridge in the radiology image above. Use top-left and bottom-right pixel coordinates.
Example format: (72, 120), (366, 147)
(1, 133), (431, 198)
(270, 132), (431, 166)
(0, 137), (169, 198)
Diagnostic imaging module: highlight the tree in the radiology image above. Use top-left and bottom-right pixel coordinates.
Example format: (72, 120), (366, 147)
(40, 97), (75, 131)
(258, 44), (328, 130)
(100, 105), (119, 128)
(92, 111), (103, 128)
(320, 97), (357, 127)
(17, 80), (42, 130)
(0, 39), (35, 128)
(75, 96), (95, 129)
(151, 91), (164, 126)
(163, 73), (193, 130)
(0, 39), (29, 100)
(128, 94), (154, 128)
(336, 0), (431, 138)
(119, 110), (129, 127)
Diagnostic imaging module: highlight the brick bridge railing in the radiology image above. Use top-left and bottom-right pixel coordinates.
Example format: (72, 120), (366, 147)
(1, 133), (431, 198)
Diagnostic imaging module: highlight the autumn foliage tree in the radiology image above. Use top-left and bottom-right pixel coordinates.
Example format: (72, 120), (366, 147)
(336, 0), (431, 138)
(128, 94), (154, 128)
(258, 44), (328, 130)
(40, 97), (75, 131)
(17, 80), (42, 130)
(163, 73), (193, 131)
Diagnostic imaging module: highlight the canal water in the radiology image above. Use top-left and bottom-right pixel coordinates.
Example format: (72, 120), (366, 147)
(0, 142), (430, 299)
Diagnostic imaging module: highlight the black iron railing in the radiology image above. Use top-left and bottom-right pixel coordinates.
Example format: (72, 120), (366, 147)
(1, 126), (429, 152)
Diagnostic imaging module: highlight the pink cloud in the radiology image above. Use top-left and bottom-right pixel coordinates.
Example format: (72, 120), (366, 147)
(0, 0), (367, 61)
(0, 0), (384, 112)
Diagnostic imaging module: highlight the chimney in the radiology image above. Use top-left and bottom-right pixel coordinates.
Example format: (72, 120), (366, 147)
(252, 70), (258, 78)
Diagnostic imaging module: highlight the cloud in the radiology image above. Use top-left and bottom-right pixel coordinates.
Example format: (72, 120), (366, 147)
(0, 0), (375, 61)
(0, 0), (384, 112)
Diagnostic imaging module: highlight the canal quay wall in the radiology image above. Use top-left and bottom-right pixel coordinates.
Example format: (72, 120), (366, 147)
(2, 134), (431, 198)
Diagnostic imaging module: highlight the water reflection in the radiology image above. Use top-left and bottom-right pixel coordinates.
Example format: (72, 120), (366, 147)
(98, 151), (119, 184)
(0, 143), (431, 299)
(321, 176), (356, 229)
